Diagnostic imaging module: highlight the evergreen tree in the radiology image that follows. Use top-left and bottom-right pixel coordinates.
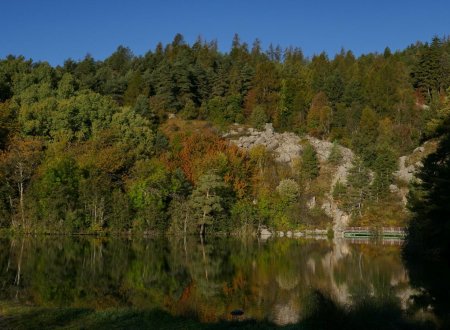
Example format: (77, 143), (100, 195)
(332, 180), (346, 202)
(301, 143), (320, 181)
(249, 105), (268, 130)
(1, 34), (450, 235)
(277, 79), (291, 130)
(406, 115), (450, 259)
(324, 70), (344, 105)
(353, 106), (378, 165)
(371, 146), (397, 200)
(328, 141), (343, 165)
(211, 63), (229, 97)
(412, 36), (445, 99)
(124, 71), (143, 106)
(180, 99), (198, 120)
(132, 94), (159, 128)
(104, 46), (133, 74)
(153, 61), (176, 111)
(310, 52), (330, 92)
(344, 157), (371, 216)
(188, 173), (227, 236)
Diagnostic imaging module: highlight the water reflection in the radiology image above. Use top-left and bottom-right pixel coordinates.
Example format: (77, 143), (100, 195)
(0, 236), (427, 325)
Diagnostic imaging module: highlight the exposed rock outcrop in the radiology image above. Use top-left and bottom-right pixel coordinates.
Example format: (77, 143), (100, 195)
(303, 137), (354, 232)
(226, 123), (434, 232)
(393, 140), (437, 205)
(227, 123), (302, 164)
(394, 141), (436, 183)
(395, 156), (416, 183)
(226, 124), (353, 232)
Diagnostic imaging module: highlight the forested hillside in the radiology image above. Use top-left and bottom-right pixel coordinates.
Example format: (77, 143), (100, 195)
(0, 34), (449, 234)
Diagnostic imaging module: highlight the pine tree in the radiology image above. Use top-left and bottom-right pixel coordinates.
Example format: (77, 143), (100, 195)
(212, 64), (229, 97)
(277, 79), (291, 130)
(301, 143), (320, 181)
(189, 173), (226, 236)
(353, 106), (378, 165)
(324, 70), (344, 105)
(328, 141), (343, 165)
(344, 157), (371, 216)
(412, 36), (446, 100)
(153, 61), (176, 111)
(371, 146), (397, 200)
(249, 105), (268, 130)
(132, 95), (159, 128)
(123, 71), (143, 106)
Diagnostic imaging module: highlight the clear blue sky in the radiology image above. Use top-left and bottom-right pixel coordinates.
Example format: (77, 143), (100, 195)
(1, 0), (449, 66)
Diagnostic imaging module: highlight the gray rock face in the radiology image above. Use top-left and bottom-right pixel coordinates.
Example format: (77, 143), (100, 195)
(393, 143), (432, 205)
(304, 136), (333, 161)
(394, 141), (434, 185)
(229, 124), (302, 164)
(226, 124), (433, 234)
(322, 198), (350, 233)
(395, 156), (416, 182)
(305, 136), (355, 186)
(306, 137), (354, 233)
(227, 124), (354, 232)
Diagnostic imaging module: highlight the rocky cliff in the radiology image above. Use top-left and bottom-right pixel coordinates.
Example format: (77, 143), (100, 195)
(225, 123), (435, 232)
(392, 141), (437, 205)
(225, 124), (354, 231)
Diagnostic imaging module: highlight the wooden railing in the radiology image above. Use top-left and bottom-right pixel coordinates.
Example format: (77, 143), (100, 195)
(341, 227), (406, 238)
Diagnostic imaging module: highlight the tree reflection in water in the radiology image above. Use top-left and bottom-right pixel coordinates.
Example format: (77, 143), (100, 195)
(0, 235), (443, 328)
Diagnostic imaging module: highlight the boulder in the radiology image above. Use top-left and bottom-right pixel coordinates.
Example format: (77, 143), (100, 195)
(264, 123), (274, 133)
(260, 227), (272, 238)
(389, 184), (399, 193)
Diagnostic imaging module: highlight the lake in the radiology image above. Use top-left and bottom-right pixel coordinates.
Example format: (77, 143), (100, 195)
(0, 235), (440, 328)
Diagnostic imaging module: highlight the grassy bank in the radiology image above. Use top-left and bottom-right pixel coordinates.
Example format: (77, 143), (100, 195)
(0, 292), (434, 330)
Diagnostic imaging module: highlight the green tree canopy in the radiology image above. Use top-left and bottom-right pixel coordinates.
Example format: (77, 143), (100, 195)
(188, 173), (227, 236)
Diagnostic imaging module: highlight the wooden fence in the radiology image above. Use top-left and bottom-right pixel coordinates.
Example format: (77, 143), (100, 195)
(341, 227), (406, 238)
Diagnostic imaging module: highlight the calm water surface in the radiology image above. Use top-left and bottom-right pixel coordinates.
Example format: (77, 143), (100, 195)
(0, 236), (426, 325)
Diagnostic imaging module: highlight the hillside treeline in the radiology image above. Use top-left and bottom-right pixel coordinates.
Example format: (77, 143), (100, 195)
(0, 34), (449, 234)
